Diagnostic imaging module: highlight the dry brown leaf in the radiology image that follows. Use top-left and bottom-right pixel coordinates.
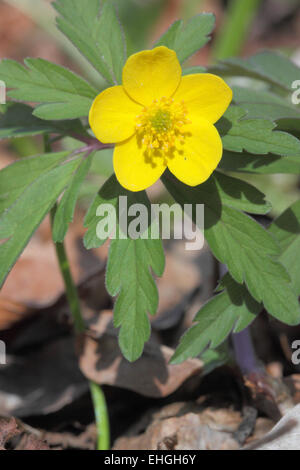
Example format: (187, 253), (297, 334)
(80, 312), (203, 398)
(244, 404), (300, 450)
(16, 434), (50, 451)
(284, 375), (300, 404)
(114, 402), (242, 450)
(0, 417), (20, 450)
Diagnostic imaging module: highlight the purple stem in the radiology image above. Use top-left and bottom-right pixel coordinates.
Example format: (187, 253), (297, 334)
(232, 328), (262, 375)
(218, 262), (261, 375)
(69, 134), (114, 157)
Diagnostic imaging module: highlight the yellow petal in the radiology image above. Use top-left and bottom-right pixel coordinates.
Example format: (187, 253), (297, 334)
(167, 120), (223, 186)
(174, 73), (232, 124)
(122, 46), (182, 106)
(89, 86), (142, 144)
(114, 135), (167, 191)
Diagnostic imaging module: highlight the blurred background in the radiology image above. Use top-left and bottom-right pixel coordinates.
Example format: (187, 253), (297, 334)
(1, 0), (300, 64)
(0, 0), (300, 450)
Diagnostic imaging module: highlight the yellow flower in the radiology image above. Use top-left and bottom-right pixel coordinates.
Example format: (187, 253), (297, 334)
(89, 46), (232, 192)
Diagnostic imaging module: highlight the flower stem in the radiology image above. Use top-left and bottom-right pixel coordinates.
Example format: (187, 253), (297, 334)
(50, 205), (110, 450)
(90, 381), (110, 451)
(50, 208), (85, 334)
(232, 328), (261, 375)
(218, 261), (261, 375)
(45, 136), (110, 450)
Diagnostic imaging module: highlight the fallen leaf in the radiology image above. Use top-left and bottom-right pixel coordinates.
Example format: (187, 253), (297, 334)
(17, 434), (50, 451)
(0, 417), (20, 450)
(245, 403), (300, 450)
(284, 375), (300, 404)
(80, 312), (203, 398)
(114, 402), (242, 450)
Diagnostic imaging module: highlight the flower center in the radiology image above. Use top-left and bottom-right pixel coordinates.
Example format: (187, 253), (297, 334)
(135, 97), (190, 153)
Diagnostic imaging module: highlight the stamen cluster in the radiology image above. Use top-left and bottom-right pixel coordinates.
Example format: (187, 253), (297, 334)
(135, 97), (190, 153)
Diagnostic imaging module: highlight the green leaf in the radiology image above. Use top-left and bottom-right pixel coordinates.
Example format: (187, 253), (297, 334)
(0, 103), (86, 139)
(154, 20), (183, 49)
(107, 232), (165, 363)
(220, 150), (300, 175)
(171, 274), (261, 364)
(0, 103), (55, 139)
(116, 0), (165, 54)
(155, 13), (215, 63)
(268, 200), (300, 295)
(213, 51), (300, 91)
(169, 170), (271, 215)
(182, 66), (206, 75)
(162, 171), (300, 325)
(0, 151), (70, 216)
(217, 106), (300, 156)
(83, 173), (123, 249)
(0, 58), (97, 120)
(52, 153), (93, 243)
(0, 158), (80, 287)
(213, 171), (272, 214)
(84, 175), (165, 361)
(53, 0), (126, 84)
(232, 86), (300, 131)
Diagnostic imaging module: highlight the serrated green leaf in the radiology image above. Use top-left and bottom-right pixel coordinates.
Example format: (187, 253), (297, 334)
(220, 150), (300, 175)
(154, 20), (183, 49)
(53, 0), (126, 84)
(84, 175), (165, 361)
(155, 14), (215, 63)
(213, 171), (272, 214)
(171, 274), (261, 364)
(268, 200), (300, 295)
(0, 158), (80, 287)
(107, 231), (165, 362)
(162, 171), (300, 325)
(0, 103), (86, 139)
(217, 106), (300, 156)
(0, 58), (97, 120)
(167, 170), (271, 215)
(116, 0), (165, 53)
(52, 153), (93, 243)
(212, 51), (300, 92)
(0, 151), (70, 216)
(83, 173), (125, 249)
(0, 103), (54, 138)
(232, 86), (300, 130)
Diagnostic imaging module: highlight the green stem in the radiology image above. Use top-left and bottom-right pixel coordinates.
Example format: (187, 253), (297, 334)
(46, 136), (110, 450)
(50, 208), (85, 333)
(212, 0), (262, 61)
(90, 381), (111, 451)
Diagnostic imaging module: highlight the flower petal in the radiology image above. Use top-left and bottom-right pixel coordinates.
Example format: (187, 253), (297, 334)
(174, 73), (232, 124)
(167, 120), (223, 186)
(114, 135), (167, 191)
(122, 46), (182, 106)
(89, 86), (142, 144)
